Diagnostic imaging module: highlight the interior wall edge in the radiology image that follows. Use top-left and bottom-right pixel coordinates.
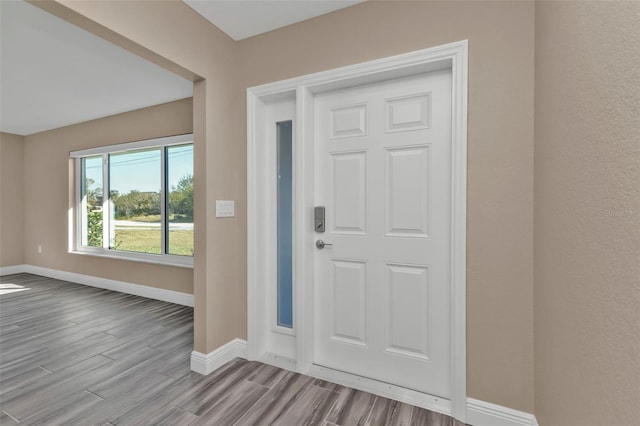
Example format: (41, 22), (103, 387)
(0, 132), (26, 267)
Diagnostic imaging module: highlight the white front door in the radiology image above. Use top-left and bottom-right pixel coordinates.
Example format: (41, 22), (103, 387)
(313, 69), (452, 398)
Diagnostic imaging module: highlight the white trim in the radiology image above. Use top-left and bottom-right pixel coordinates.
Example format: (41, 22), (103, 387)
(190, 338), (248, 375)
(295, 85), (316, 374)
(0, 264), (28, 276)
(70, 133), (193, 157)
(102, 153), (110, 249)
(247, 40), (468, 422)
(0, 265), (193, 306)
(269, 104), (296, 338)
(249, 41), (463, 97)
(246, 90), (259, 360)
(247, 95), (298, 361)
(467, 398), (539, 426)
(308, 364), (452, 416)
(449, 39), (469, 421)
(160, 147), (167, 255)
(258, 352), (297, 372)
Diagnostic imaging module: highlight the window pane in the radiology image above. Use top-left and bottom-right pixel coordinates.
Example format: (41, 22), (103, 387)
(277, 121), (293, 328)
(81, 156), (103, 247)
(167, 145), (194, 256)
(109, 148), (161, 254)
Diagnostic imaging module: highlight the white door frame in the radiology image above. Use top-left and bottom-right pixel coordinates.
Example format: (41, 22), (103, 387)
(247, 40), (468, 422)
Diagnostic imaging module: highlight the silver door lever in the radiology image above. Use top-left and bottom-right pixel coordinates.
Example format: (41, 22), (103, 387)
(315, 240), (333, 249)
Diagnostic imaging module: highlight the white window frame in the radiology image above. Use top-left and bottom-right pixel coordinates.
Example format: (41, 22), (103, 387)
(71, 133), (194, 268)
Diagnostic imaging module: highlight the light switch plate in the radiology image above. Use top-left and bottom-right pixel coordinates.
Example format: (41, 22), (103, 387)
(216, 200), (235, 218)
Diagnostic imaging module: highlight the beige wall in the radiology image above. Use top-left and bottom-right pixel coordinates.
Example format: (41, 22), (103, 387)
(38, 0), (246, 354)
(23, 99), (194, 294)
(534, 2), (640, 425)
(33, 0), (537, 413)
(23, 2), (639, 423)
(0, 132), (25, 267)
(239, 0), (536, 413)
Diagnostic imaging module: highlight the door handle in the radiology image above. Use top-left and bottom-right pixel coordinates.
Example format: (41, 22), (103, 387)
(315, 240), (333, 249)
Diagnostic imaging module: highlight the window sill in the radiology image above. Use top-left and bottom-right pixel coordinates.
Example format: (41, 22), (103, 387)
(70, 249), (194, 269)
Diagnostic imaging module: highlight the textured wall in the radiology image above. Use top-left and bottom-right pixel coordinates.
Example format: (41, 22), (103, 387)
(534, 1), (640, 425)
(0, 132), (25, 267)
(23, 99), (194, 294)
(239, 0), (536, 413)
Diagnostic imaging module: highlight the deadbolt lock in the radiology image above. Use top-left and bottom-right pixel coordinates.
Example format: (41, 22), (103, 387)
(314, 206), (325, 233)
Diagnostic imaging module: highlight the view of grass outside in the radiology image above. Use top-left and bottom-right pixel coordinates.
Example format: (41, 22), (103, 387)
(113, 229), (193, 256)
(110, 213), (193, 256)
(167, 145), (194, 256)
(82, 144), (193, 257)
(110, 148), (162, 254)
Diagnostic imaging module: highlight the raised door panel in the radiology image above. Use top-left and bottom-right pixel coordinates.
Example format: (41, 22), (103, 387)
(331, 104), (367, 138)
(385, 263), (430, 360)
(330, 260), (367, 346)
(331, 152), (367, 235)
(385, 93), (431, 133)
(385, 146), (430, 238)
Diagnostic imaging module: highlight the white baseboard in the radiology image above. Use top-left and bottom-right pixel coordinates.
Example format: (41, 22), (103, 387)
(0, 264), (28, 276)
(0, 264), (193, 307)
(190, 338), (248, 375)
(467, 398), (538, 426)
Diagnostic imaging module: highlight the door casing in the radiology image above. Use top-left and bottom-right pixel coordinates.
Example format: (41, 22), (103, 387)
(247, 40), (468, 422)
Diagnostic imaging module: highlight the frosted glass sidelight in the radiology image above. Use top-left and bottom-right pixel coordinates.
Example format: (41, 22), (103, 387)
(277, 121), (293, 328)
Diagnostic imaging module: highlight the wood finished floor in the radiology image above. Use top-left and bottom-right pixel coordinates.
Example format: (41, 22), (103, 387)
(0, 273), (465, 426)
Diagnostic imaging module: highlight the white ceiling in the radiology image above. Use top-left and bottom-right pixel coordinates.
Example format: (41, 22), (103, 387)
(183, 0), (364, 41)
(0, 0), (364, 136)
(0, 0), (193, 136)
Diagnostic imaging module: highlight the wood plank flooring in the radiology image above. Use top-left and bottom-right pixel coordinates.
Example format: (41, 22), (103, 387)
(0, 273), (465, 425)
